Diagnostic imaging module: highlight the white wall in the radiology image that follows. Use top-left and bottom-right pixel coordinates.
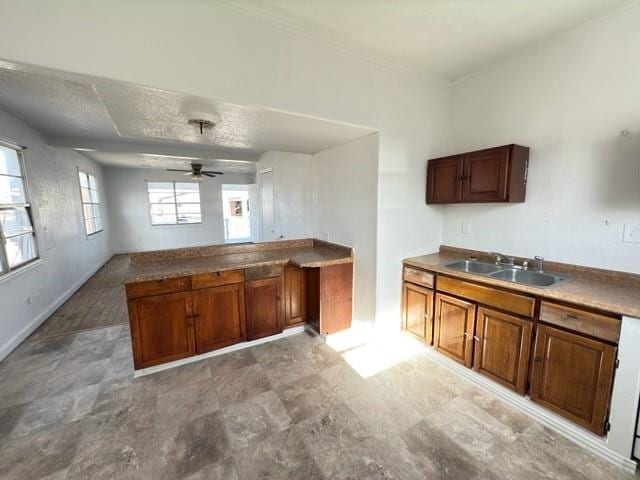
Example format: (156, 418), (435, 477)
(445, 6), (640, 273)
(311, 134), (379, 328)
(0, 109), (111, 359)
(256, 151), (313, 241)
(104, 167), (254, 253)
(0, 1), (451, 327)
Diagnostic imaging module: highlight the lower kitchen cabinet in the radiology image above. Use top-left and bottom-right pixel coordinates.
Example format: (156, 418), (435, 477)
(284, 265), (306, 327)
(434, 293), (476, 367)
(245, 276), (284, 340)
(128, 292), (196, 369)
(473, 307), (532, 394)
(403, 282), (434, 343)
(192, 283), (246, 354)
(530, 324), (617, 435)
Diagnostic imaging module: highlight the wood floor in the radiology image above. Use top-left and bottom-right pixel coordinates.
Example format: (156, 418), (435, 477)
(29, 255), (129, 340)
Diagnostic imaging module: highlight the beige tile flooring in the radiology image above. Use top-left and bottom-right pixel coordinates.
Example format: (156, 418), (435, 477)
(29, 255), (129, 340)
(0, 318), (637, 479)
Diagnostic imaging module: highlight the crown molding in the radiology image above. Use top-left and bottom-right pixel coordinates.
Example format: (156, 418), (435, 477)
(220, 0), (451, 88)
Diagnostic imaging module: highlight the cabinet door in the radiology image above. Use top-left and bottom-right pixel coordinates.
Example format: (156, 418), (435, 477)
(403, 282), (434, 344)
(434, 293), (476, 367)
(284, 266), (306, 327)
(192, 284), (246, 354)
(426, 156), (463, 204)
(245, 277), (283, 341)
(462, 146), (509, 202)
(127, 292), (195, 369)
(530, 324), (617, 436)
(473, 307), (532, 394)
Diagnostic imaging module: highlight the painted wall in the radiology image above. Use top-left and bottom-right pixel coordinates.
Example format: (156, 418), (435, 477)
(311, 134), (379, 328)
(256, 151), (313, 241)
(104, 167), (254, 253)
(445, 6), (640, 273)
(0, 109), (111, 359)
(0, 1), (451, 327)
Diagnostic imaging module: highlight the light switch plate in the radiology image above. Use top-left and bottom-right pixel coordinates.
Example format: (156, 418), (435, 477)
(623, 224), (640, 243)
(462, 222), (472, 235)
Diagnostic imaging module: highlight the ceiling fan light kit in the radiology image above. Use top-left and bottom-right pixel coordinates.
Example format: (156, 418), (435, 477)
(167, 163), (224, 181)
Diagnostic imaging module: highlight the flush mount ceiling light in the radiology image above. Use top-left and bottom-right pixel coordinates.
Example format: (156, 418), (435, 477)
(187, 112), (221, 134)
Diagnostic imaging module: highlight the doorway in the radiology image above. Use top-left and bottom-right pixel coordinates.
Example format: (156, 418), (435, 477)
(222, 184), (251, 243)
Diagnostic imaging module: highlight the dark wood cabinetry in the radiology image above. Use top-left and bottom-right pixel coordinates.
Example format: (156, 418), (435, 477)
(402, 282), (434, 343)
(307, 263), (353, 335)
(193, 283), (246, 354)
(434, 293), (476, 367)
(473, 307), (532, 394)
(284, 265), (306, 327)
(530, 324), (617, 435)
(426, 144), (529, 204)
(245, 277), (284, 341)
(128, 291), (196, 369)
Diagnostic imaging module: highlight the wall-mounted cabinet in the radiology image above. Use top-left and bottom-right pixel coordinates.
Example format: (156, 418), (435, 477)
(426, 144), (529, 204)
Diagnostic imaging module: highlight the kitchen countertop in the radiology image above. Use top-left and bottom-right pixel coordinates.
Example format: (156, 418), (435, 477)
(404, 249), (640, 318)
(125, 244), (353, 284)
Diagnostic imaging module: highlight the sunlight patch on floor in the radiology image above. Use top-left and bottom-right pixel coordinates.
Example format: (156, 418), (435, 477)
(336, 330), (428, 378)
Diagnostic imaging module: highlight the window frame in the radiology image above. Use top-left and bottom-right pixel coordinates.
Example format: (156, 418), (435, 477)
(145, 180), (202, 227)
(77, 169), (103, 237)
(0, 138), (40, 276)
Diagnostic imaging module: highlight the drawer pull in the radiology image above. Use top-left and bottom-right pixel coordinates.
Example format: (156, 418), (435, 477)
(565, 313), (578, 320)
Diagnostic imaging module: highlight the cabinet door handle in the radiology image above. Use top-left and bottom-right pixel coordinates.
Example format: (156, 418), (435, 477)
(533, 357), (542, 363)
(463, 332), (470, 338)
(473, 336), (481, 342)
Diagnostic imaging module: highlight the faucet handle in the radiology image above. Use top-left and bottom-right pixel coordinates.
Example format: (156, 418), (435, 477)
(534, 256), (544, 272)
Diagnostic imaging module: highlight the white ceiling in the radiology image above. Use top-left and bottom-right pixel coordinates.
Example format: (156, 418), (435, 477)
(0, 61), (375, 172)
(231, 0), (634, 81)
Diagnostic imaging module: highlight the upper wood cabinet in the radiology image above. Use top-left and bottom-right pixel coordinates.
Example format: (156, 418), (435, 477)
(192, 283), (246, 354)
(434, 293), (476, 367)
(530, 324), (617, 435)
(403, 282), (434, 344)
(473, 307), (532, 394)
(426, 144), (529, 204)
(245, 276), (284, 341)
(284, 265), (306, 327)
(128, 291), (196, 369)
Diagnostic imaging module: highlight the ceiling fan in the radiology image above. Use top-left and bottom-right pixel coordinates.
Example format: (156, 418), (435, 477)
(167, 163), (224, 182)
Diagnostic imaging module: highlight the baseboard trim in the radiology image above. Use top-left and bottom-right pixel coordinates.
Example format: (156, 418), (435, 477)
(0, 256), (112, 361)
(420, 344), (638, 473)
(134, 325), (307, 377)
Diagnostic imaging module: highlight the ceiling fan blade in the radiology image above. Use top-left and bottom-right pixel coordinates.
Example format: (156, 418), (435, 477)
(166, 169), (191, 172)
(202, 171), (224, 175)
(203, 172), (217, 178)
(183, 172), (193, 176)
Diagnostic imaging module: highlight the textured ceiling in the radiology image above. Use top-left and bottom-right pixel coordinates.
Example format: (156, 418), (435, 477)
(232, 0), (634, 81)
(0, 61), (375, 172)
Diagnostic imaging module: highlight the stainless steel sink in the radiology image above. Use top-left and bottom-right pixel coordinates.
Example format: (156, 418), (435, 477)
(445, 259), (569, 288)
(490, 268), (567, 288)
(446, 260), (501, 274)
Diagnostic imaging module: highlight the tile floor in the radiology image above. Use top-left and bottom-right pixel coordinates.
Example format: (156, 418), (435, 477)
(29, 255), (129, 340)
(0, 322), (636, 479)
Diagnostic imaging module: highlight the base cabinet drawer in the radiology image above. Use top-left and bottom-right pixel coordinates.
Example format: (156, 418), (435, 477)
(402, 282), (434, 344)
(473, 307), (532, 394)
(530, 324), (617, 436)
(127, 292), (196, 369)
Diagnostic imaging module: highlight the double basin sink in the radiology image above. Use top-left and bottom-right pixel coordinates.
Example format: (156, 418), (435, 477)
(446, 260), (568, 288)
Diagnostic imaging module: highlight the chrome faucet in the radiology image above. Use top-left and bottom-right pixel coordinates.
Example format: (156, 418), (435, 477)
(534, 256), (545, 272)
(491, 252), (514, 266)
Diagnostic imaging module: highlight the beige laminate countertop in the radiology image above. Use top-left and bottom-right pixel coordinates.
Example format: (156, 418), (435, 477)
(124, 246), (353, 284)
(404, 252), (640, 318)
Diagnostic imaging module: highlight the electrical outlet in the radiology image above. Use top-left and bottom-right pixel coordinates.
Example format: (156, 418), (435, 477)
(461, 222), (472, 235)
(623, 224), (640, 243)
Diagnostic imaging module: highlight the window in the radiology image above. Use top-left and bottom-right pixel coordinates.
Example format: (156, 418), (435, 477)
(147, 181), (201, 225)
(78, 170), (103, 236)
(229, 200), (243, 217)
(0, 142), (38, 275)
